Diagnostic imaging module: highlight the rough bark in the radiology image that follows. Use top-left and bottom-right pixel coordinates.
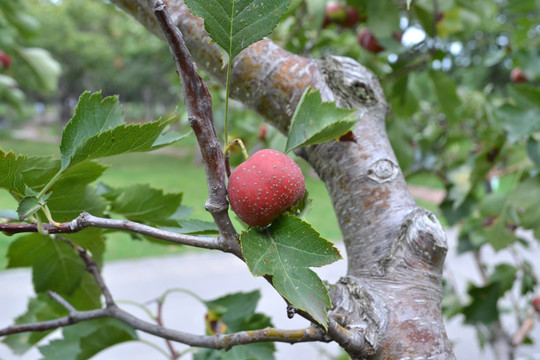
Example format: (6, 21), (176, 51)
(109, 0), (456, 358)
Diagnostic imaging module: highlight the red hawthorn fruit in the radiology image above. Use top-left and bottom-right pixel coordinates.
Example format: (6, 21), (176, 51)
(323, 3), (359, 28)
(510, 68), (528, 84)
(0, 51), (12, 69)
(228, 149), (306, 227)
(343, 7), (359, 28)
(533, 297), (540, 313)
(358, 28), (385, 53)
(324, 2), (347, 26)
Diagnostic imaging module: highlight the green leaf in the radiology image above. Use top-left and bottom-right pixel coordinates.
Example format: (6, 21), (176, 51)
(508, 84), (540, 108)
(6, 230), (105, 301)
(60, 92), (124, 168)
(463, 282), (500, 325)
(195, 291), (275, 360)
(489, 264), (517, 294)
(496, 104), (540, 143)
(195, 343), (275, 360)
(412, 3), (435, 37)
(0, 75), (25, 111)
(0, 149), (27, 195)
(240, 215), (341, 328)
(39, 318), (138, 360)
(106, 184), (183, 226)
(21, 156), (61, 193)
(64, 121), (182, 169)
(463, 265), (517, 325)
(60, 92), (184, 170)
(446, 163), (473, 209)
(484, 218), (517, 251)
(48, 184), (107, 223)
(7, 234), (86, 295)
(520, 261), (537, 295)
(510, 175), (540, 238)
(17, 195), (42, 220)
(495, 85), (540, 143)
(38, 161), (109, 222)
(184, 0), (292, 59)
(55, 161), (109, 187)
(285, 88), (357, 153)
(161, 219), (219, 235)
(367, 0), (400, 38)
(14, 46), (61, 93)
(428, 71), (460, 125)
(526, 137), (540, 167)
(2, 294), (68, 355)
(204, 291), (269, 331)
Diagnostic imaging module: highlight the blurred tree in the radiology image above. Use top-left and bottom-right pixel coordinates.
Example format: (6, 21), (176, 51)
(25, 0), (178, 122)
(0, 0), (60, 122)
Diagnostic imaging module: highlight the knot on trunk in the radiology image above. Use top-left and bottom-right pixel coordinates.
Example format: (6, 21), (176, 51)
(328, 277), (388, 356)
(367, 159), (398, 183)
(373, 208), (448, 277)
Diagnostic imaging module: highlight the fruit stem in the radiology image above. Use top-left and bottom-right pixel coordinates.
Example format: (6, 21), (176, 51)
(37, 169), (62, 199)
(224, 138), (249, 161)
(43, 204), (61, 227)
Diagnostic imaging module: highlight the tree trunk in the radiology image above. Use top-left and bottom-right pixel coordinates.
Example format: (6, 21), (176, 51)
(110, 1), (456, 358)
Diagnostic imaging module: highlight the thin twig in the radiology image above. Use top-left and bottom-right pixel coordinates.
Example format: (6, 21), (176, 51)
(0, 304), (326, 349)
(54, 234), (116, 307)
(0, 308), (111, 336)
(156, 298), (180, 359)
(78, 245), (116, 307)
(47, 290), (76, 313)
(0, 212), (222, 251)
(148, 0), (240, 258)
(512, 310), (536, 346)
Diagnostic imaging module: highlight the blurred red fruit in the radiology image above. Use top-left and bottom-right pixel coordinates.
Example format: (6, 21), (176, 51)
(324, 2), (347, 26)
(358, 28), (385, 53)
(343, 7), (359, 28)
(0, 51), (12, 69)
(533, 297), (540, 313)
(323, 3), (359, 28)
(510, 68), (528, 84)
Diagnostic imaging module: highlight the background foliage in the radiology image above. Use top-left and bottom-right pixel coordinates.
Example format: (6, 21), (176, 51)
(1, 0), (540, 358)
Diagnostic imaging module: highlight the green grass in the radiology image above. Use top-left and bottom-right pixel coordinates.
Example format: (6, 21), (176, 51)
(0, 137), (341, 269)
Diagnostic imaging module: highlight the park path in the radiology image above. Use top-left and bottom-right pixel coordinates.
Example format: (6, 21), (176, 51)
(1, 232), (540, 359)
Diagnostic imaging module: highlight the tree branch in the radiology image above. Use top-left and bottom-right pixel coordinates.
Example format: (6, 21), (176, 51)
(0, 304), (326, 349)
(0, 212), (222, 251)
(0, 308), (111, 336)
(147, 0), (240, 258)
(0, 227), (327, 350)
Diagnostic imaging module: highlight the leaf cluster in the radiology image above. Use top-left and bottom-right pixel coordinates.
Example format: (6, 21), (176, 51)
(0, 92), (204, 357)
